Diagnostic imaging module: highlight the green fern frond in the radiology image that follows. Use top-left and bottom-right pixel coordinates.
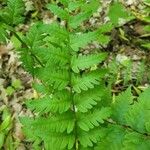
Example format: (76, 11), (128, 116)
(44, 133), (75, 150)
(69, 11), (92, 29)
(18, 48), (35, 74)
(40, 23), (68, 41)
(78, 128), (102, 148)
(69, 0), (99, 29)
(77, 107), (111, 131)
(96, 124), (150, 150)
(70, 31), (97, 52)
(46, 47), (69, 65)
(47, 4), (69, 21)
(112, 87), (150, 134)
(112, 87), (133, 124)
(27, 90), (71, 114)
(17, 1), (113, 149)
(71, 53), (107, 73)
(74, 86), (105, 112)
(0, 23), (8, 43)
(68, 1), (84, 12)
(72, 70), (107, 93)
(29, 113), (74, 134)
(21, 116), (75, 149)
(35, 68), (69, 90)
(95, 125), (127, 150)
(123, 132), (150, 149)
(1, 0), (25, 25)
(24, 24), (46, 49)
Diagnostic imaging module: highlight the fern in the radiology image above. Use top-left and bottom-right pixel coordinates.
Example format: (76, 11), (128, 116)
(0, 0), (25, 25)
(17, 1), (111, 149)
(96, 87), (150, 149)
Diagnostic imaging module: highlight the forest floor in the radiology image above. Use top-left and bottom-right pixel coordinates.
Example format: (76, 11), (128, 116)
(0, 0), (150, 149)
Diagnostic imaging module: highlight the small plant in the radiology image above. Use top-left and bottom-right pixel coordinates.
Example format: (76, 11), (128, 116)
(18, 0), (113, 149)
(1, 0), (150, 149)
(0, 106), (13, 149)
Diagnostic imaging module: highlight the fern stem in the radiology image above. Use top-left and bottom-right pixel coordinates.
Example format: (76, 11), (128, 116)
(7, 25), (45, 67)
(66, 22), (78, 150)
(68, 43), (78, 150)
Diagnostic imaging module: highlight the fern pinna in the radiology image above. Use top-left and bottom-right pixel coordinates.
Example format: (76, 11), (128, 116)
(18, 0), (111, 149)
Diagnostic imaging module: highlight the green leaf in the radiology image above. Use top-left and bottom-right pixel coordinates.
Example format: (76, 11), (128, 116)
(18, 48), (34, 74)
(0, 133), (5, 149)
(68, 1), (83, 12)
(74, 85), (104, 112)
(70, 31), (97, 52)
(26, 90), (71, 114)
(69, 11), (92, 29)
(95, 125), (126, 150)
(0, 115), (11, 132)
(24, 24), (46, 49)
(68, 0), (99, 29)
(46, 47), (69, 66)
(78, 128), (102, 147)
(77, 107), (111, 131)
(6, 87), (15, 96)
(126, 88), (150, 133)
(11, 33), (22, 49)
(47, 4), (69, 20)
(112, 87), (133, 124)
(72, 69), (107, 93)
(12, 79), (22, 89)
(35, 68), (69, 90)
(1, 0), (25, 25)
(142, 43), (150, 49)
(4, 133), (14, 150)
(0, 23), (8, 43)
(123, 132), (150, 150)
(108, 2), (133, 25)
(71, 53), (107, 73)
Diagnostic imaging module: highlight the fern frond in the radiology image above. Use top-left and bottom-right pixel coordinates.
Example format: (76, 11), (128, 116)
(68, 1), (84, 12)
(112, 87), (133, 124)
(1, 0), (25, 25)
(72, 69), (107, 93)
(74, 85), (105, 112)
(27, 90), (71, 114)
(0, 23), (8, 43)
(69, 11), (92, 29)
(69, 0), (99, 29)
(123, 132), (150, 149)
(46, 47), (69, 65)
(126, 88), (150, 133)
(35, 68), (69, 90)
(20, 117), (75, 150)
(77, 107), (111, 131)
(18, 1), (112, 149)
(18, 48), (34, 74)
(24, 24), (46, 49)
(95, 125), (127, 150)
(78, 128), (102, 148)
(44, 133), (75, 150)
(31, 113), (74, 134)
(47, 4), (69, 20)
(40, 23), (68, 41)
(70, 31), (97, 52)
(112, 87), (150, 134)
(71, 53), (107, 73)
